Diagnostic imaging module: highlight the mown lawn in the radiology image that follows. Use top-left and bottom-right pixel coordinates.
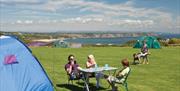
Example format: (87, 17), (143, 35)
(31, 47), (180, 91)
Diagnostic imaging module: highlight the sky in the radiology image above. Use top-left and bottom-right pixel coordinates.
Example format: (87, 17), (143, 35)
(0, 0), (179, 33)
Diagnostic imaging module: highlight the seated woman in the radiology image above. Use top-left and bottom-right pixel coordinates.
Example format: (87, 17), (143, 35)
(65, 54), (81, 80)
(104, 59), (130, 91)
(86, 54), (97, 68)
(86, 54), (102, 88)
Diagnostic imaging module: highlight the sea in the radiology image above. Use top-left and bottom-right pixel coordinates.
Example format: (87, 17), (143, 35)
(65, 37), (137, 45)
(65, 33), (180, 45)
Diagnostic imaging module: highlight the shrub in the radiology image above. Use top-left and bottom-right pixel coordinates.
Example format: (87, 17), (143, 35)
(168, 38), (180, 44)
(159, 41), (169, 46)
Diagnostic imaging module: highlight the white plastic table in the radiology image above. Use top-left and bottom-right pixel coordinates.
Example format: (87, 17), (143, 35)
(79, 67), (117, 91)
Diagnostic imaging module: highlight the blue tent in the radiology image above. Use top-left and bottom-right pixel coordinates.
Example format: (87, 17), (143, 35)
(0, 36), (54, 91)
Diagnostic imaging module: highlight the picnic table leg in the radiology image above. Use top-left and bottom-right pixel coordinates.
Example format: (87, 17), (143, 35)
(82, 73), (90, 91)
(85, 82), (89, 91)
(113, 69), (117, 76)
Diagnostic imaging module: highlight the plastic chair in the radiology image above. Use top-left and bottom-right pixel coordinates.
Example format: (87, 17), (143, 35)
(116, 68), (131, 91)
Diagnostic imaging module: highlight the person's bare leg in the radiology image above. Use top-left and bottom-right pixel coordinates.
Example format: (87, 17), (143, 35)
(104, 75), (114, 90)
(146, 56), (149, 64)
(106, 76), (117, 91)
(138, 57), (141, 64)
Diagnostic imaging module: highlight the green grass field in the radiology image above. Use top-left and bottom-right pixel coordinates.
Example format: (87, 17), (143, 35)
(31, 47), (180, 91)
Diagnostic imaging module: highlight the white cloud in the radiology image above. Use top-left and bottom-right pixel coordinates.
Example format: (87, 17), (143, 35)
(124, 0), (134, 6)
(176, 16), (180, 25)
(0, 0), (178, 32)
(24, 20), (33, 24)
(175, 16), (180, 30)
(16, 20), (22, 24)
(0, 0), (45, 4)
(42, 0), (173, 21)
(61, 17), (104, 24)
(107, 19), (154, 29)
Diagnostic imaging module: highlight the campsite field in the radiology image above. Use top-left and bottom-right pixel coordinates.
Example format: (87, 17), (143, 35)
(31, 47), (180, 91)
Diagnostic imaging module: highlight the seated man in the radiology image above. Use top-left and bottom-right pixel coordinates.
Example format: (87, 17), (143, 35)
(104, 59), (130, 91)
(65, 54), (81, 80)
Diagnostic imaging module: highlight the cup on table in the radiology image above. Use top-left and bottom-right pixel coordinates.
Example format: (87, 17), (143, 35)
(95, 64), (98, 68)
(105, 64), (108, 68)
(94, 64), (98, 71)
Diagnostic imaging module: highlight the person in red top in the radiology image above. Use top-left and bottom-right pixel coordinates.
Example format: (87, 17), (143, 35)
(65, 54), (81, 79)
(140, 41), (150, 64)
(141, 41), (149, 55)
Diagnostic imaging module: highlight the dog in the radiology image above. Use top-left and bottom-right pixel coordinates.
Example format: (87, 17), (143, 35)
(132, 53), (141, 64)
(133, 52), (150, 65)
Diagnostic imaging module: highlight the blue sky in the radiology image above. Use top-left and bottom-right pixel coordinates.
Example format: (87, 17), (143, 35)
(0, 0), (179, 33)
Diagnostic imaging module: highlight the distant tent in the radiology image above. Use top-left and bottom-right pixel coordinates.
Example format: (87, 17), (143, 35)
(53, 40), (69, 48)
(0, 36), (54, 91)
(133, 40), (142, 48)
(133, 36), (161, 49)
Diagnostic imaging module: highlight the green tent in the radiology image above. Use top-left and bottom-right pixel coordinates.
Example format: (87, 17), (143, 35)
(53, 40), (69, 48)
(133, 36), (161, 49)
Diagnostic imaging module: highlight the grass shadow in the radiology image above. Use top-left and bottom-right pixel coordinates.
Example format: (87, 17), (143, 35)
(89, 85), (107, 91)
(76, 82), (107, 91)
(56, 84), (83, 91)
(56, 83), (107, 91)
